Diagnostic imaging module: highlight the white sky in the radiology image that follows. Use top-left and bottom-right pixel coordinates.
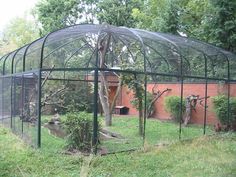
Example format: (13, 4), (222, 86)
(0, 0), (38, 32)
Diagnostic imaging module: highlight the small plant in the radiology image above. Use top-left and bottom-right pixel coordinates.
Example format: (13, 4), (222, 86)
(64, 112), (95, 152)
(212, 95), (236, 129)
(164, 96), (185, 122)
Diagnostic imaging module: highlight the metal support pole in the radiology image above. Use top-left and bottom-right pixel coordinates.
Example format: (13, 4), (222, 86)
(179, 77), (183, 140)
(179, 53), (183, 140)
(227, 59), (230, 127)
(92, 49), (99, 154)
(143, 74), (147, 144)
(12, 76), (17, 132)
(37, 70), (42, 148)
(10, 76), (13, 129)
(203, 55), (208, 134)
(21, 75), (25, 136)
(143, 46), (147, 145)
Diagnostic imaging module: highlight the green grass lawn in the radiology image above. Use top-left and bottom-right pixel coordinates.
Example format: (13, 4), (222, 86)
(90, 133), (236, 177)
(42, 115), (215, 153)
(100, 116), (214, 153)
(0, 125), (236, 177)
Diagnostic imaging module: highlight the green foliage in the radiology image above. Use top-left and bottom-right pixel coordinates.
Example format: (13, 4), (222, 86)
(35, 0), (141, 34)
(63, 82), (93, 114)
(179, 0), (210, 39)
(64, 112), (94, 152)
(132, 0), (181, 33)
(0, 17), (39, 56)
(35, 0), (98, 35)
(206, 0), (236, 52)
(35, 0), (78, 35)
(97, 0), (142, 27)
(132, 0), (167, 31)
(42, 80), (93, 114)
(122, 73), (145, 135)
(212, 95), (236, 126)
(130, 91), (153, 111)
(164, 96), (185, 122)
(132, 0), (236, 52)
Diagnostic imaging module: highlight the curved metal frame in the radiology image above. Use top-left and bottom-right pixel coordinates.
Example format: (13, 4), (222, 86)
(0, 24), (235, 151)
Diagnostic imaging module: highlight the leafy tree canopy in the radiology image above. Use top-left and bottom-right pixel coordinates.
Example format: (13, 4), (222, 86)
(34, 0), (142, 35)
(34, 0), (100, 35)
(97, 0), (142, 27)
(0, 17), (39, 57)
(133, 0), (236, 52)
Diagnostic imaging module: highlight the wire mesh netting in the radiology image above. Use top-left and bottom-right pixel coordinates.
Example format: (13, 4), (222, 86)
(0, 71), (39, 147)
(0, 24), (236, 153)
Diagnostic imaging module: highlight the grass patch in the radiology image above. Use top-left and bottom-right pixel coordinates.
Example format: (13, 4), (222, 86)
(0, 124), (236, 177)
(100, 116), (214, 153)
(0, 126), (82, 177)
(90, 133), (236, 177)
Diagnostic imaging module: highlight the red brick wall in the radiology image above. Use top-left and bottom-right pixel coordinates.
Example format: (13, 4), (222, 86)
(120, 83), (235, 125)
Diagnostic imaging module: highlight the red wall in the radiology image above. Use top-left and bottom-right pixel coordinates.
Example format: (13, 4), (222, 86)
(120, 83), (234, 125)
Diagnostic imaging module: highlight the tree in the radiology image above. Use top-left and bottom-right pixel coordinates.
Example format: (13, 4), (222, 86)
(97, 0), (142, 27)
(35, 0), (142, 35)
(97, 33), (123, 126)
(34, 0), (98, 35)
(0, 17), (39, 56)
(206, 0), (236, 52)
(132, 0), (182, 34)
(179, 0), (210, 39)
(122, 73), (145, 136)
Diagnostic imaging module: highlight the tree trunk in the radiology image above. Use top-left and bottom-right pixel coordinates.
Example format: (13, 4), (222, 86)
(99, 72), (112, 126)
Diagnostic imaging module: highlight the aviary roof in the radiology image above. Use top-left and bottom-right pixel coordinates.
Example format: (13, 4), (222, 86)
(1, 24), (236, 79)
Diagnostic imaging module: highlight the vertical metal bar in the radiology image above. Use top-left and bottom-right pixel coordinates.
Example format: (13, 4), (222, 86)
(12, 76), (17, 132)
(11, 51), (19, 130)
(92, 49), (99, 154)
(21, 75), (25, 137)
(203, 55), (208, 134)
(10, 76), (13, 129)
(37, 70), (42, 148)
(227, 58), (230, 127)
(143, 74), (147, 144)
(179, 77), (183, 140)
(143, 48), (147, 144)
(179, 53), (183, 140)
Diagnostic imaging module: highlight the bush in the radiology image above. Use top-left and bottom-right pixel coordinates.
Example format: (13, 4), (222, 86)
(64, 112), (95, 152)
(212, 95), (236, 126)
(164, 96), (185, 122)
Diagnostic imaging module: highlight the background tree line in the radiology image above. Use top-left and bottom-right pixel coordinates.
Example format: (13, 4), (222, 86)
(0, 0), (236, 57)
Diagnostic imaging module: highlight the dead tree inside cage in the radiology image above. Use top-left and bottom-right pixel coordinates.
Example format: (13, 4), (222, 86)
(183, 95), (210, 126)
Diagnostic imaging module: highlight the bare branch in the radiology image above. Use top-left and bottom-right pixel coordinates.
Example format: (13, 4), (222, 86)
(147, 88), (172, 117)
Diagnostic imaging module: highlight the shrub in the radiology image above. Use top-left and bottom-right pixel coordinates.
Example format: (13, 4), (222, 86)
(212, 95), (236, 126)
(164, 96), (185, 122)
(63, 112), (95, 152)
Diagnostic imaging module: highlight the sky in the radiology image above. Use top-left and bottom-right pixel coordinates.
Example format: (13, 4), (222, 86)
(0, 0), (38, 32)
